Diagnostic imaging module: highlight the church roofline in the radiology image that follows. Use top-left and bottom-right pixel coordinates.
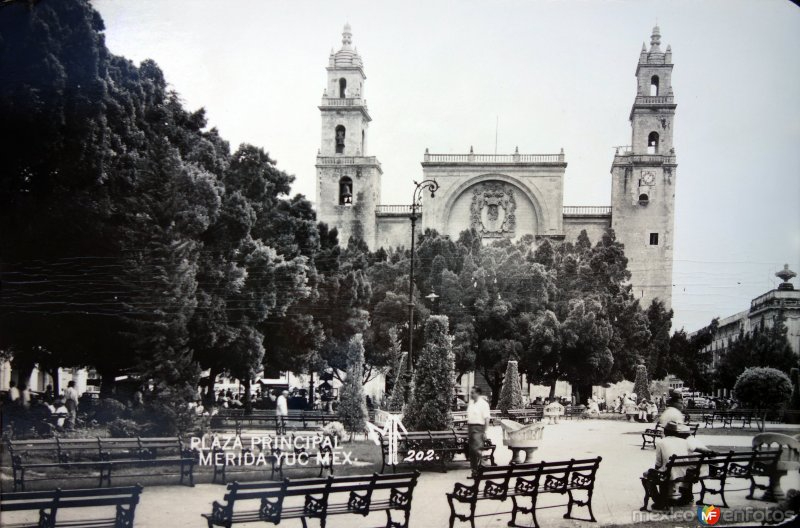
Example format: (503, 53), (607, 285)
(562, 205), (612, 217)
(422, 152), (566, 167)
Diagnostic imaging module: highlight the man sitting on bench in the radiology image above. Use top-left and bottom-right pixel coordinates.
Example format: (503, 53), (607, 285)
(643, 421), (713, 509)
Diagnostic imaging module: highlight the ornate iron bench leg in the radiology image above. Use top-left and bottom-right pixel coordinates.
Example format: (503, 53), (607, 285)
(640, 477), (652, 511)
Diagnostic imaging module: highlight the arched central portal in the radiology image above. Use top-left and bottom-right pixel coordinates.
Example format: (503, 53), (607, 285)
(445, 178), (540, 241)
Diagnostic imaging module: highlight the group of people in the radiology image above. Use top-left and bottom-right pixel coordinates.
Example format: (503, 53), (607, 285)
(2, 380), (80, 431)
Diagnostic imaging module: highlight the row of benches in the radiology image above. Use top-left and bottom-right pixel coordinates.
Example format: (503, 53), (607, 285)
(506, 406), (585, 424)
(640, 448), (782, 510)
(1, 451), (787, 526)
(6, 437), (195, 491)
(210, 409), (337, 433)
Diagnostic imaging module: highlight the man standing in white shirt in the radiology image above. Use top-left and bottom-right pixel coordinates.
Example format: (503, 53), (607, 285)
(466, 386), (490, 477)
(276, 389), (289, 435)
(64, 381), (79, 429)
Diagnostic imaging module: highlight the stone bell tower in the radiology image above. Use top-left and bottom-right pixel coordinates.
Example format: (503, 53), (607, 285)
(315, 24), (382, 248)
(610, 26), (677, 310)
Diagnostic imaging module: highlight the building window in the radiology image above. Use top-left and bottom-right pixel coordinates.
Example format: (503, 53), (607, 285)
(639, 193), (649, 204)
(339, 78), (347, 98)
(339, 176), (353, 205)
(647, 131), (660, 154)
(650, 75), (659, 96)
(649, 232), (659, 245)
(335, 125), (345, 154)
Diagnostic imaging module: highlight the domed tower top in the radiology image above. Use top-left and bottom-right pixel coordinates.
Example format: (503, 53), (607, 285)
(650, 25), (662, 52)
(330, 23), (363, 68)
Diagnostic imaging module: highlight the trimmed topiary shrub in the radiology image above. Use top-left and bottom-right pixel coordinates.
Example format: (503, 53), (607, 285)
(734, 367), (792, 431)
(338, 334), (369, 440)
(386, 352), (408, 412)
(405, 315), (455, 430)
(632, 363), (651, 402)
(498, 360), (523, 414)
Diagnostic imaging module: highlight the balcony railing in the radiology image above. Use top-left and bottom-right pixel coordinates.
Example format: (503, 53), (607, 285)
(423, 153), (565, 164)
(613, 152), (676, 165)
(562, 206), (611, 216)
(635, 95), (675, 105)
(320, 97), (366, 107)
(316, 156), (380, 166)
(376, 205), (421, 215)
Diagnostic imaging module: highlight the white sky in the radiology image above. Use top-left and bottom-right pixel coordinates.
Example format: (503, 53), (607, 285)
(93, 0), (800, 333)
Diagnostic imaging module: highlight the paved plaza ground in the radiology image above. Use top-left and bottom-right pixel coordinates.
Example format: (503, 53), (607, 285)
(3, 419), (799, 527)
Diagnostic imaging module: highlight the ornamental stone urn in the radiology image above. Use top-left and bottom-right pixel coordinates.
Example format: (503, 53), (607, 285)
(499, 419), (545, 463)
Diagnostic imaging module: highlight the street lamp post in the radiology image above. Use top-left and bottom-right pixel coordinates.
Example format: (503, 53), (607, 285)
(405, 179), (439, 400)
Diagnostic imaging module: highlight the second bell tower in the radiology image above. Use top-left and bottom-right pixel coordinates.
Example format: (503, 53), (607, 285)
(610, 26), (677, 310)
(315, 24), (382, 247)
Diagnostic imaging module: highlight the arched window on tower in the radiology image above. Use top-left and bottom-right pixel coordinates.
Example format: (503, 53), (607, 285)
(335, 125), (346, 154)
(339, 176), (353, 206)
(647, 131), (660, 154)
(361, 130), (365, 154)
(339, 78), (347, 98)
(650, 75), (660, 96)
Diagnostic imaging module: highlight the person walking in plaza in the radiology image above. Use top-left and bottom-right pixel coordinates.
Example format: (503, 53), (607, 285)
(64, 380), (79, 429)
(276, 389), (289, 435)
(466, 386), (490, 478)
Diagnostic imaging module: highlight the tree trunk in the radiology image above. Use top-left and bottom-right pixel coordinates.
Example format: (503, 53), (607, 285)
(548, 379), (557, 400)
(49, 367), (60, 398)
(206, 366), (220, 407)
(309, 371), (315, 410)
(99, 370), (117, 398)
(243, 378), (252, 414)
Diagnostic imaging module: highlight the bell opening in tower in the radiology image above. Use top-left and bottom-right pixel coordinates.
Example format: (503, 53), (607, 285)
(647, 131), (659, 154)
(335, 125), (346, 154)
(339, 176), (353, 206)
(650, 75), (659, 96)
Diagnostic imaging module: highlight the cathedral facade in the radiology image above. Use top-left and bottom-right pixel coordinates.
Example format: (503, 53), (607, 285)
(316, 25), (676, 309)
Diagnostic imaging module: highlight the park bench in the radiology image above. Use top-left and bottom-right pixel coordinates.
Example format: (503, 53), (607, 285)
(211, 409), (336, 434)
(564, 407), (585, 420)
(377, 429), (496, 473)
(452, 409), (502, 428)
(640, 422), (699, 449)
(7, 436), (195, 491)
(698, 410), (756, 429)
(201, 471), (420, 528)
(640, 448), (781, 510)
(446, 457), (602, 528)
(0, 484), (143, 528)
(508, 408), (543, 424)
